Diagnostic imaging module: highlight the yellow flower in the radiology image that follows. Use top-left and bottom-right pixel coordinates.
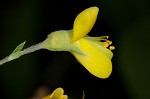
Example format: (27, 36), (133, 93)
(41, 87), (85, 99)
(71, 7), (114, 79)
(43, 6), (114, 79)
(42, 88), (68, 99)
(72, 7), (99, 42)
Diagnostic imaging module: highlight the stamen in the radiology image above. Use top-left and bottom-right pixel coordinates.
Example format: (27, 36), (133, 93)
(107, 40), (112, 45)
(97, 36), (115, 51)
(103, 43), (109, 48)
(109, 46), (115, 50)
(99, 36), (109, 39)
(100, 39), (107, 42)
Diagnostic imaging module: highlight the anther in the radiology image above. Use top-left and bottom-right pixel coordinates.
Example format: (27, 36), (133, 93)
(107, 40), (112, 45)
(103, 43), (109, 48)
(109, 46), (115, 50)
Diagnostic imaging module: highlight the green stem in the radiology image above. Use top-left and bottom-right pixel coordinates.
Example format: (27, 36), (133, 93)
(0, 57), (9, 66)
(21, 42), (44, 55)
(0, 42), (44, 66)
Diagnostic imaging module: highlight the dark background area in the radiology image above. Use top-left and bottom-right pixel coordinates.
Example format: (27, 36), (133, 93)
(0, 0), (150, 99)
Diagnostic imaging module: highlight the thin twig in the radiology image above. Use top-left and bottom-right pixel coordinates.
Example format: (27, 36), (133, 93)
(0, 42), (44, 66)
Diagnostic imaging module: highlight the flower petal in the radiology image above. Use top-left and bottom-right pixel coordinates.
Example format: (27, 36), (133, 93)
(58, 95), (68, 99)
(72, 38), (112, 78)
(42, 88), (64, 99)
(89, 41), (113, 59)
(72, 7), (99, 42)
(62, 95), (68, 99)
(50, 88), (64, 99)
(84, 36), (113, 59)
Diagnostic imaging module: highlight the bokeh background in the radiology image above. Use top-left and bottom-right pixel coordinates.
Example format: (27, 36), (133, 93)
(0, 0), (150, 99)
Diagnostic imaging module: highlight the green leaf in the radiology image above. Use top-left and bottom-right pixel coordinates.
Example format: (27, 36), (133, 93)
(12, 41), (26, 54)
(8, 51), (23, 61)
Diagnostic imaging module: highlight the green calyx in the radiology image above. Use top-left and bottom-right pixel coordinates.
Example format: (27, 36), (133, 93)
(42, 30), (84, 55)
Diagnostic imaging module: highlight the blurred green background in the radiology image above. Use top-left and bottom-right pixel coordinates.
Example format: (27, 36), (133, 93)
(0, 0), (150, 99)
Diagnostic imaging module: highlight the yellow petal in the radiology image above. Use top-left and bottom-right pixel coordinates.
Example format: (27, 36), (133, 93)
(84, 36), (113, 59)
(89, 41), (113, 59)
(50, 88), (64, 99)
(72, 38), (112, 79)
(42, 88), (64, 99)
(72, 7), (99, 42)
(62, 95), (68, 99)
(58, 95), (68, 99)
